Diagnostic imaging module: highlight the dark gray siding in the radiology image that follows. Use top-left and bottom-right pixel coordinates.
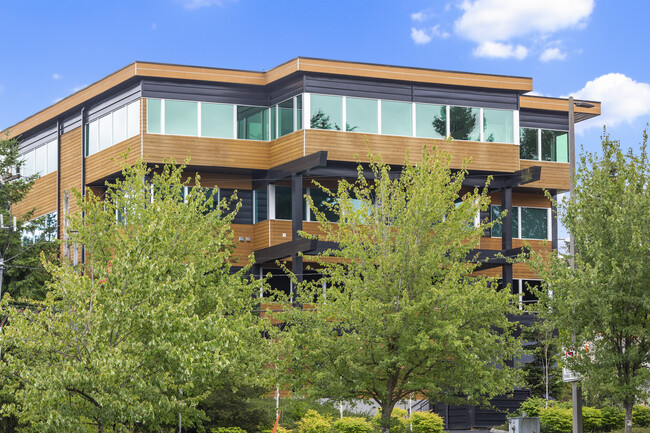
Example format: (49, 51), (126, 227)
(220, 188), (253, 224)
(86, 82), (142, 123)
(413, 85), (518, 109)
(520, 109), (569, 130)
(142, 79), (267, 107)
(305, 75), (412, 101)
(269, 75), (304, 105)
(18, 125), (57, 153)
(62, 112), (82, 135)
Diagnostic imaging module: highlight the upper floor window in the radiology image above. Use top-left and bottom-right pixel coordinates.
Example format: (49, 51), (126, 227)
(86, 99), (140, 157)
(21, 139), (57, 178)
(490, 205), (549, 240)
(519, 127), (568, 162)
(22, 211), (58, 244)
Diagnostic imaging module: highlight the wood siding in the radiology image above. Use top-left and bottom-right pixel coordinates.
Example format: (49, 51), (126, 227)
(520, 95), (601, 116)
(304, 129), (520, 172)
(489, 191), (551, 208)
(12, 172), (57, 218)
(231, 223), (254, 266)
(85, 135), (141, 184)
(60, 127), (83, 216)
(519, 160), (570, 191)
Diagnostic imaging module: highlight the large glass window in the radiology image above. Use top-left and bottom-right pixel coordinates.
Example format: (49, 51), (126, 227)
(46, 140), (57, 174)
(34, 144), (47, 176)
(450, 106), (480, 141)
(491, 205), (519, 238)
(202, 102), (234, 139)
(127, 100), (140, 137)
(346, 97), (378, 133)
(237, 106), (269, 140)
(275, 186), (292, 220)
(381, 100), (412, 136)
(483, 109), (513, 143)
(415, 104), (446, 139)
(296, 95), (302, 131)
(99, 114), (112, 151)
(147, 99), (162, 134)
(520, 207), (547, 239)
(542, 130), (568, 162)
(86, 120), (100, 155)
(309, 187), (338, 222)
(310, 94), (343, 130)
(254, 187), (268, 223)
(164, 100), (198, 136)
(278, 98), (295, 137)
(519, 128), (538, 160)
(113, 105), (128, 144)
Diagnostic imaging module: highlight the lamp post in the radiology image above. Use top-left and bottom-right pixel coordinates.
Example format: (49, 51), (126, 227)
(568, 96), (595, 433)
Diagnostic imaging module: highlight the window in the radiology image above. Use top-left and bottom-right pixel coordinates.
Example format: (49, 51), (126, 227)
(491, 205), (548, 240)
(20, 139), (57, 178)
(23, 212), (57, 244)
(278, 98), (295, 137)
(308, 187), (338, 222)
(238, 106), (269, 140)
(520, 127), (568, 162)
(542, 130), (568, 162)
(346, 97), (378, 133)
(415, 104), (446, 139)
(202, 102), (234, 139)
(381, 100), (412, 136)
(310, 94), (343, 130)
(165, 100), (198, 136)
(449, 106), (480, 141)
(275, 186), (292, 220)
(86, 99), (141, 156)
(253, 187), (268, 223)
(519, 128), (538, 160)
(147, 99), (162, 134)
(483, 109), (513, 144)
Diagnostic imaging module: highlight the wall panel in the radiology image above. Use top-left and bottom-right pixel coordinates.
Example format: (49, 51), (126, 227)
(12, 172), (57, 218)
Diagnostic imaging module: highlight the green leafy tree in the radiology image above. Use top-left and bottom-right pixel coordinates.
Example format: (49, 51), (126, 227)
(521, 318), (566, 404)
(280, 148), (522, 433)
(532, 130), (650, 433)
(0, 160), (272, 433)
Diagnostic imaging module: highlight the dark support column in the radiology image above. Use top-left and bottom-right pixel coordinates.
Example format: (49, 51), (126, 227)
(291, 174), (303, 284)
(551, 190), (559, 251)
(501, 187), (513, 288)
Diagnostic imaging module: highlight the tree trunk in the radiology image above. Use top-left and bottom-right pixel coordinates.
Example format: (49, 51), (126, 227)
(624, 400), (633, 433)
(380, 401), (394, 433)
(97, 421), (104, 433)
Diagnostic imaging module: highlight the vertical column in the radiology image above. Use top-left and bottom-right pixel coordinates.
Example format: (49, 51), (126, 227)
(501, 187), (513, 288)
(292, 173), (303, 284)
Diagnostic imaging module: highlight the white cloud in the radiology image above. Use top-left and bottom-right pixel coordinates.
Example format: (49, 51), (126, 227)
(539, 47), (567, 62)
(52, 73), (62, 80)
(473, 41), (528, 59)
(454, 0), (594, 43)
(431, 24), (450, 39)
(411, 27), (432, 45)
(177, 0), (234, 9)
(411, 11), (428, 22)
(573, 73), (650, 131)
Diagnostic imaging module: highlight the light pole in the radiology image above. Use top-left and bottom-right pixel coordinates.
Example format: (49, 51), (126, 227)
(568, 96), (595, 433)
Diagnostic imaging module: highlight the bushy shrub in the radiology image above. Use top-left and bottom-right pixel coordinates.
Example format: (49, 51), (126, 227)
(261, 426), (291, 433)
(633, 406), (650, 428)
(332, 417), (374, 433)
(211, 428), (247, 433)
(373, 408), (408, 433)
(410, 411), (444, 433)
(298, 410), (332, 433)
(601, 407), (625, 431)
(582, 407), (603, 432)
(519, 397), (547, 417)
(540, 407), (572, 433)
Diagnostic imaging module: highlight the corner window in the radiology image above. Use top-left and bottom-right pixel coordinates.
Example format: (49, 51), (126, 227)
(86, 99), (140, 157)
(519, 128), (539, 160)
(310, 95), (343, 131)
(542, 130), (568, 162)
(20, 139), (57, 178)
(237, 106), (269, 141)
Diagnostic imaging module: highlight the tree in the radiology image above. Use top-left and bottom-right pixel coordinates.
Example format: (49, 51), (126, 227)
(0, 135), (57, 301)
(280, 148), (522, 433)
(532, 130), (650, 433)
(0, 160), (273, 433)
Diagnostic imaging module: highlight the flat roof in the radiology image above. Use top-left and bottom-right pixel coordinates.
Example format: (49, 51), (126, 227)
(3, 57), (599, 139)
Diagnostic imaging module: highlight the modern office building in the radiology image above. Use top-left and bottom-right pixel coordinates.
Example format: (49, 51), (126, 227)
(3, 57), (600, 427)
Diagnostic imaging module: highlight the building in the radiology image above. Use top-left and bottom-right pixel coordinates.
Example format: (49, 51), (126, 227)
(3, 57), (600, 427)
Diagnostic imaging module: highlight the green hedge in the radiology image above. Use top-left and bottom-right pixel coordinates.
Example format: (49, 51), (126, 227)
(410, 411), (444, 433)
(332, 417), (374, 433)
(634, 406), (650, 428)
(297, 410), (332, 433)
(211, 428), (248, 433)
(602, 407), (625, 431)
(540, 407), (573, 433)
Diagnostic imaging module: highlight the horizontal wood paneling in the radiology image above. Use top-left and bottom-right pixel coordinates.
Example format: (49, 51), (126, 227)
(305, 129), (520, 172)
(489, 191), (551, 208)
(60, 127), (82, 216)
(184, 172), (252, 190)
(253, 220), (271, 250)
(231, 223), (254, 266)
(142, 134), (270, 169)
(520, 96), (601, 116)
(479, 238), (551, 252)
(519, 160), (570, 191)
(12, 172), (57, 218)
(269, 131), (305, 167)
(269, 220), (293, 246)
(85, 135), (141, 184)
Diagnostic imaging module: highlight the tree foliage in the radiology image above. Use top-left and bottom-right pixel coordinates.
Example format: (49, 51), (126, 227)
(532, 130), (650, 433)
(280, 148), (521, 433)
(0, 160), (272, 433)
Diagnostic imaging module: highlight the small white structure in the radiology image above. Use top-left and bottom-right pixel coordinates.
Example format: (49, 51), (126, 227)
(508, 414), (541, 433)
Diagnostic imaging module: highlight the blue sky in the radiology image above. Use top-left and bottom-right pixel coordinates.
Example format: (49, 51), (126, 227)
(1, 0), (649, 157)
